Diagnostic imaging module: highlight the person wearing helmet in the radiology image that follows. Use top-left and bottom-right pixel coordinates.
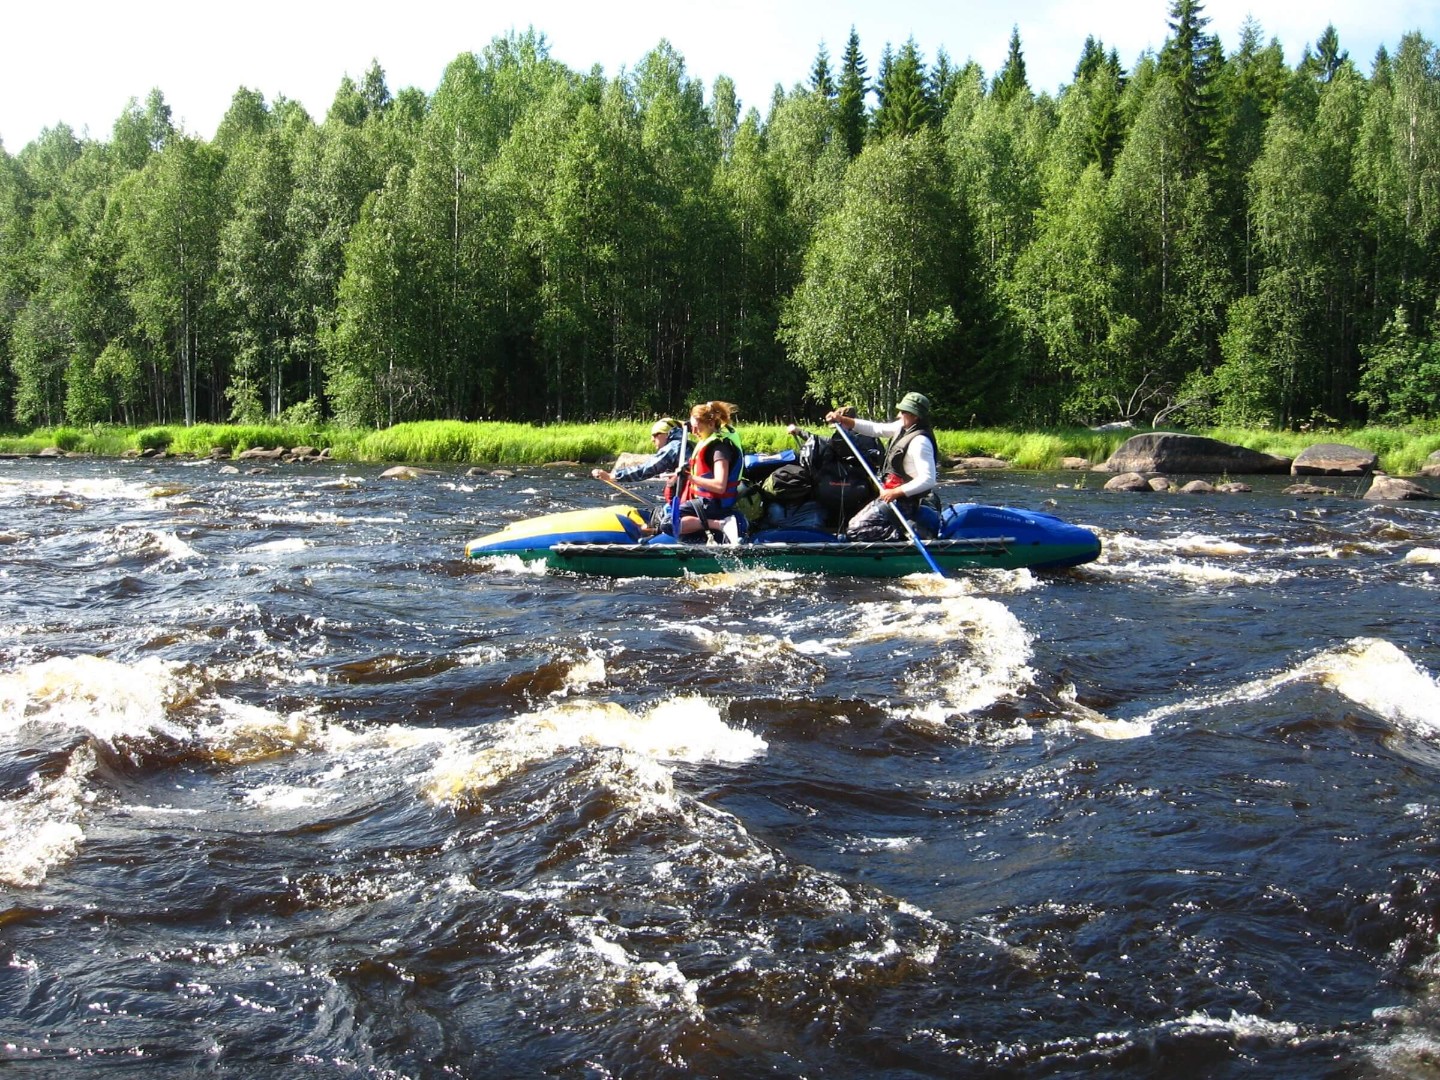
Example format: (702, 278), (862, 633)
(825, 392), (939, 540)
(591, 417), (685, 486)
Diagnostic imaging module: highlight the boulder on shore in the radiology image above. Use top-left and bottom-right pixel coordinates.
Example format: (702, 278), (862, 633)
(1422, 450), (1440, 478)
(1100, 432), (1291, 475)
(956, 456), (1010, 470)
(1291, 442), (1378, 476)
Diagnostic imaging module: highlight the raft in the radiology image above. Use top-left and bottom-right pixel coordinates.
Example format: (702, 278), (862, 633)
(465, 503), (1101, 579)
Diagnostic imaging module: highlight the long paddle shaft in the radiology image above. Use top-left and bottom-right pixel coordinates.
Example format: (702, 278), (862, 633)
(595, 472), (650, 506)
(831, 422), (945, 577)
(668, 424), (688, 536)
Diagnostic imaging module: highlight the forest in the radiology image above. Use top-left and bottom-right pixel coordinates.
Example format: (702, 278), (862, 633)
(0, 1), (1437, 434)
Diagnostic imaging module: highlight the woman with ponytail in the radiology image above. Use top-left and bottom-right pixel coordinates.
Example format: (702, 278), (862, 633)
(676, 401), (743, 539)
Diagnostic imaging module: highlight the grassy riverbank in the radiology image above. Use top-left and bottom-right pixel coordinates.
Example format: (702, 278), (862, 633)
(3, 420), (1438, 474)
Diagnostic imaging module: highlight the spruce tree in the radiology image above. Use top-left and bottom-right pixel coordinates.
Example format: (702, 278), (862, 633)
(992, 26), (1030, 103)
(837, 27), (868, 156)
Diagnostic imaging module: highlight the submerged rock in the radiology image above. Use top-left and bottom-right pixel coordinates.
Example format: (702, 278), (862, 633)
(380, 465), (439, 480)
(1104, 472), (1150, 492)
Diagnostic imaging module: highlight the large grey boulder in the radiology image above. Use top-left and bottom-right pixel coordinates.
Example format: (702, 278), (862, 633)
(1291, 442), (1378, 476)
(1422, 450), (1440, 479)
(1363, 475), (1435, 501)
(1101, 432), (1291, 475)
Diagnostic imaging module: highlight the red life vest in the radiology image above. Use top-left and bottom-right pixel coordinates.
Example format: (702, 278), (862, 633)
(681, 429), (742, 509)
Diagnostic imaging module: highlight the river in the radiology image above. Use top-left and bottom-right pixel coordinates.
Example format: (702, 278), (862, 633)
(2, 455), (1439, 1078)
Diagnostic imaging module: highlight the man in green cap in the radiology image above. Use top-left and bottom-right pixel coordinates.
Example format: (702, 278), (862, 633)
(826, 392), (939, 540)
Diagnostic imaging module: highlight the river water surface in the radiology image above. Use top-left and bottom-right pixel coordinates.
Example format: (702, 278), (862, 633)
(2, 456), (1440, 1078)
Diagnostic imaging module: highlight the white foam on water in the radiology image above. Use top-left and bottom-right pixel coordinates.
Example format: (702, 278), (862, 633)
(845, 594), (1035, 720)
(1054, 684), (1153, 740)
(1089, 557), (1287, 589)
(251, 510), (404, 526)
(1166, 1010), (1300, 1040)
(475, 554), (549, 576)
(0, 744), (95, 887)
(141, 528), (201, 563)
(425, 696), (766, 805)
(239, 538), (311, 556)
(1104, 532), (1257, 559)
(243, 784), (336, 811)
(456, 644), (507, 665)
(1138, 638), (1440, 732)
(0, 475), (179, 506)
(0, 654), (207, 883)
(898, 569), (1040, 598)
(1299, 638), (1440, 730)
(1404, 547), (1440, 565)
(562, 651), (607, 692)
(1068, 715), (1154, 741)
(78, 525), (201, 566)
(191, 695), (455, 766)
(0, 654), (190, 744)
(681, 567), (805, 593)
(704, 587), (1040, 723)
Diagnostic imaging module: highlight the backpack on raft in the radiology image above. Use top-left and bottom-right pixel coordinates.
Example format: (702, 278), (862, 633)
(761, 462), (814, 505)
(804, 430), (881, 514)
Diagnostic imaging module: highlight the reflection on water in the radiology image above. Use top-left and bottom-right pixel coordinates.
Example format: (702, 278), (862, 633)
(1, 457), (1438, 1077)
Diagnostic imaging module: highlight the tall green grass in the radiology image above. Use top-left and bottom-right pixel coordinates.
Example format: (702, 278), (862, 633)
(3, 420), (1437, 474)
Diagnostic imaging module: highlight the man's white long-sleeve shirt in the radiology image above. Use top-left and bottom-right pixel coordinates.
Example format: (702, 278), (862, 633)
(849, 419), (937, 498)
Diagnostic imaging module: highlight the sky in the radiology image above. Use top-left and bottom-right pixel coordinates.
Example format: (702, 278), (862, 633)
(3, 0), (1436, 151)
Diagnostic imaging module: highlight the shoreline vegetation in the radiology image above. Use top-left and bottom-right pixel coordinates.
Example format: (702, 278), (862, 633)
(3, 421), (1439, 476)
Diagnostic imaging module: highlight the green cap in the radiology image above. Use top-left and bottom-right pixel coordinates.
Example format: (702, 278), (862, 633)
(896, 392), (931, 418)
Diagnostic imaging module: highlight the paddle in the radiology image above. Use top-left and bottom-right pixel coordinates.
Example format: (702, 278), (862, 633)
(667, 423), (688, 537)
(831, 421), (945, 578)
(594, 472), (650, 506)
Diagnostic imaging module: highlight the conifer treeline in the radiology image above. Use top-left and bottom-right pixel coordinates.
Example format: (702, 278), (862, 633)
(1, 2), (1437, 431)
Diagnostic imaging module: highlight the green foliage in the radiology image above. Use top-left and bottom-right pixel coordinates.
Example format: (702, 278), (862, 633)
(780, 132), (960, 415)
(135, 426), (173, 451)
(45, 425), (85, 450)
(1, 24), (1439, 435)
(1356, 306), (1440, 422)
(280, 397), (325, 427)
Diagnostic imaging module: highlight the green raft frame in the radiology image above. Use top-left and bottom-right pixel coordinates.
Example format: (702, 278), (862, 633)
(528, 535), (1096, 578)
